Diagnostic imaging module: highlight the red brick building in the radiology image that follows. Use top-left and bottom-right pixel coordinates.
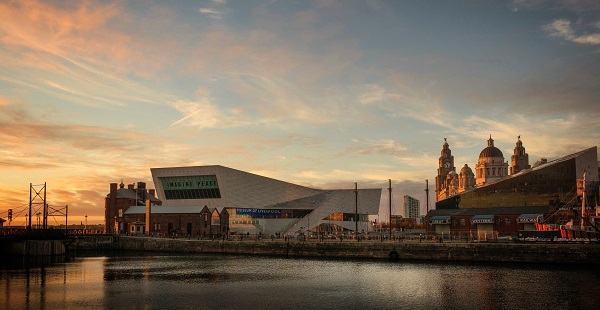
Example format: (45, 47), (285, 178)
(122, 205), (229, 237)
(104, 181), (161, 234)
(104, 181), (229, 236)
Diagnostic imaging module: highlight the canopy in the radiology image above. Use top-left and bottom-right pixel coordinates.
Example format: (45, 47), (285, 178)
(517, 214), (543, 224)
(430, 215), (451, 225)
(470, 214), (494, 224)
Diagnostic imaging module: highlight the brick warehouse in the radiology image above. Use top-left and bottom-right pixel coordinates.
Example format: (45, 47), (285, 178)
(104, 181), (229, 236)
(123, 205), (229, 237)
(104, 181), (161, 234)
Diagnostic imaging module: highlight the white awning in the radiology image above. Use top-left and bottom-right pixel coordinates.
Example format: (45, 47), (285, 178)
(471, 214), (494, 224)
(517, 214), (543, 223)
(430, 215), (451, 225)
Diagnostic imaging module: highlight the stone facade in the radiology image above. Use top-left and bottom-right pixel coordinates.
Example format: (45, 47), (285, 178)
(436, 136), (529, 201)
(475, 135), (509, 186)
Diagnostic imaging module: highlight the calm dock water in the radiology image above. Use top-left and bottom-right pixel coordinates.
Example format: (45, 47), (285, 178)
(2, 252), (599, 309)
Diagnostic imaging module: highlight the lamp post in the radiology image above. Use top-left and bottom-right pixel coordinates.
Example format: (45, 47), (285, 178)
(85, 215), (88, 230)
(354, 182), (358, 237)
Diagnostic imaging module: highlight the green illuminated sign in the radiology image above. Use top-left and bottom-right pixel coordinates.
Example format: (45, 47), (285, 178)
(161, 175), (219, 190)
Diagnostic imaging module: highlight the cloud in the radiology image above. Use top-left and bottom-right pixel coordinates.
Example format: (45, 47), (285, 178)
(0, 96), (18, 107)
(339, 139), (408, 158)
(169, 99), (257, 129)
(544, 19), (600, 45)
(354, 82), (447, 128)
(199, 0), (228, 20)
(0, 0), (187, 117)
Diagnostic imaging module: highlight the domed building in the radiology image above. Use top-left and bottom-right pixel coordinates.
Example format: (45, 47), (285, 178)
(429, 140), (599, 238)
(435, 136), (526, 201)
(459, 164), (475, 191)
(475, 135), (508, 186)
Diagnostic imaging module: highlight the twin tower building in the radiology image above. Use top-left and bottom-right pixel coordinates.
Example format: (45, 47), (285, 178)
(435, 135), (530, 201)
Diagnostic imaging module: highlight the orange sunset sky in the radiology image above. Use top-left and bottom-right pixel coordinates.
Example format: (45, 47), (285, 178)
(1, 0), (599, 225)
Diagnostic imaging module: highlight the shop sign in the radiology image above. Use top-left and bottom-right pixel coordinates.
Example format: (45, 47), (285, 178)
(236, 208), (282, 216)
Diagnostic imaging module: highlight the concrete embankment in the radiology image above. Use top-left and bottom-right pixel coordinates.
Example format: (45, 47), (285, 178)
(66, 236), (600, 264)
(1, 239), (66, 256)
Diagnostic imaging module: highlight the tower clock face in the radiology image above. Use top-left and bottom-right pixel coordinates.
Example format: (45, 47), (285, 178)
(444, 162), (451, 168)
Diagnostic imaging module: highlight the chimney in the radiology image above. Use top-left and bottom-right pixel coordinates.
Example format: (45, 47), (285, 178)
(128, 184), (134, 190)
(149, 189), (156, 197)
(110, 183), (118, 199)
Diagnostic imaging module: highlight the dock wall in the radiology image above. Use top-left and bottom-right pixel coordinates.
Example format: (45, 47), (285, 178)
(91, 236), (600, 264)
(1, 240), (66, 256)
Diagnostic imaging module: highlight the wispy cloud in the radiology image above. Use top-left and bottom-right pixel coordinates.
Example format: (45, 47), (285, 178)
(354, 82), (447, 128)
(544, 19), (600, 45)
(170, 99), (221, 128)
(199, 0), (228, 20)
(339, 139), (408, 158)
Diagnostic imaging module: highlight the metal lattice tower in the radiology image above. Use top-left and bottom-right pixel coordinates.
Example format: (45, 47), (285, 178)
(29, 182), (47, 230)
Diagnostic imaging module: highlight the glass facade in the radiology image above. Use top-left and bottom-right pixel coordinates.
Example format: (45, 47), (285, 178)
(324, 212), (369, 222)
(160, 175), (221, 200)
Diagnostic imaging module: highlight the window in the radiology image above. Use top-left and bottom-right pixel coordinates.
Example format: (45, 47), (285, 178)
(460, 219), (466, 226)
(164, 188), (222, 199)
(505, 218), (511, 226)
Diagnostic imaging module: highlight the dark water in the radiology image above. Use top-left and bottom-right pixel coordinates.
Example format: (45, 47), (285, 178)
(2, 253), (599, 310)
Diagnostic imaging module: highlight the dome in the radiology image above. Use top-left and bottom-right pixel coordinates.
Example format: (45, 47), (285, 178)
(460, 164), (473, 175)
(479, 146), (503, 158)
(479, 135), (503, 159)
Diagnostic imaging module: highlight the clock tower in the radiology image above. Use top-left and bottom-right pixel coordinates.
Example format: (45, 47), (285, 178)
(435, 138), (455, 200)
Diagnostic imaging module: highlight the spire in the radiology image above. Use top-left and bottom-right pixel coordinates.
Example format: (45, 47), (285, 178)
(487, 135), (494, 147)
(119, 179), (125, 189)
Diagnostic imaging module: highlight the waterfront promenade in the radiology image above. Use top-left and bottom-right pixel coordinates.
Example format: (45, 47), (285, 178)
(66, 235), (600, 264)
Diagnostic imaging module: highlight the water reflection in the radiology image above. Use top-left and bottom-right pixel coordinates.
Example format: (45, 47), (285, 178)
(2, 253), (600, 310)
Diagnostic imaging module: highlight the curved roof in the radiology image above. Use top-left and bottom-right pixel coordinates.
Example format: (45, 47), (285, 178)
(479, 135), (504, 159)
(460, 164), (473, 175)
(479, 146), (504, 158)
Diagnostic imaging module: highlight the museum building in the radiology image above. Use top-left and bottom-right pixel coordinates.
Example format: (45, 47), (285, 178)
(105, 165), (381, 236)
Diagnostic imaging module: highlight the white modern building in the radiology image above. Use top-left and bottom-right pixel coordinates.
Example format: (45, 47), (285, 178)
(404, 195), (420, 220)
(150, 165), (382, 235)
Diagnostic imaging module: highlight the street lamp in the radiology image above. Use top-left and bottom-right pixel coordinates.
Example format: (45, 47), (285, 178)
(85, 215), (88, 230)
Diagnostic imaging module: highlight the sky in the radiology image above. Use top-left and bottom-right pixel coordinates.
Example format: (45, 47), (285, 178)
(1, 0), (599, 226)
